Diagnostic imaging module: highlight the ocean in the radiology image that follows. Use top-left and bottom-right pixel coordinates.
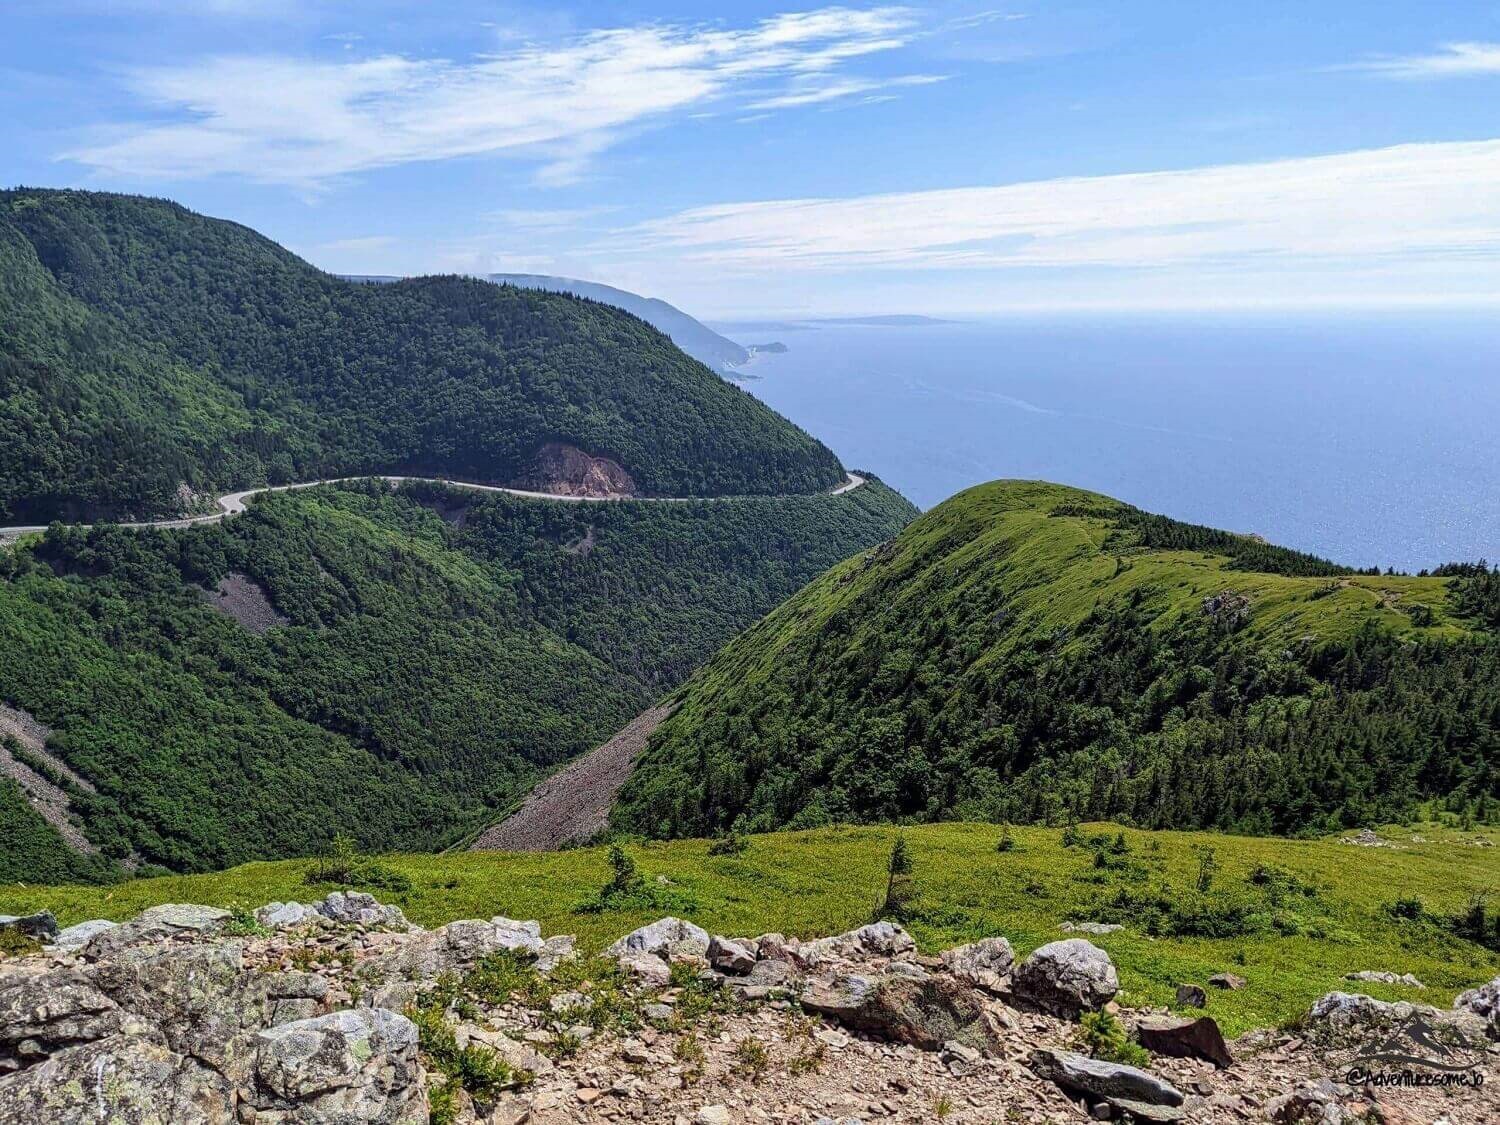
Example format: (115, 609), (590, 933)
(719, 313), (1500, 573)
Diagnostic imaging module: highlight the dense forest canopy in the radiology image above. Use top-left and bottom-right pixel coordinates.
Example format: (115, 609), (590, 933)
(615, 481), (1500, 839)
(0, 188), (844, 522)
(0, 479), (915, 881)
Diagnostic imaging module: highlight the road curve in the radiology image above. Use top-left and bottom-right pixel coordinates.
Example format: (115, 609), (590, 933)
(0, 472), (868, 539)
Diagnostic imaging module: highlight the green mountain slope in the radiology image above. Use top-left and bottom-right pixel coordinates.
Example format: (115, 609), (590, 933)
(0, 189), (843, 522)
(488, 273), (753, 370)
(615, 481), (1499, 839)
(0, 478), (915, 879)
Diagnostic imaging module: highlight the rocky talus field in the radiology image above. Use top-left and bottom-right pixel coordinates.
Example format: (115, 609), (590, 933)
(2, 893), (1498, 1124)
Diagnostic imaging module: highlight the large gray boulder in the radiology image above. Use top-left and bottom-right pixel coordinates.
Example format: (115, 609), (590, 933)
(1011, 939), (1118, 1014)
(606, 917), (710, 961)
(255, 1008), (425, 1123)
(1029, 1046), (1183, 1107)
(0, 1030), (233, 1124)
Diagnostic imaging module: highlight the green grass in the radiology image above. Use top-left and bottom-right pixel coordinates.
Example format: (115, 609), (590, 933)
(6, 820), (1497, 1036)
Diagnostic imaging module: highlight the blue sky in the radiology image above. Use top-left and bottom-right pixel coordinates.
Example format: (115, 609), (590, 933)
(7, 1), (1500, 315)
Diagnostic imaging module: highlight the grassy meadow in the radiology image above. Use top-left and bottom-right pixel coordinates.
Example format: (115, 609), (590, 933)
(5, 820), (1498, 1037)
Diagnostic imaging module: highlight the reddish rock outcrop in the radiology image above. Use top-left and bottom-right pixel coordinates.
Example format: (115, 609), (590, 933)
(517, 443), (635, 498)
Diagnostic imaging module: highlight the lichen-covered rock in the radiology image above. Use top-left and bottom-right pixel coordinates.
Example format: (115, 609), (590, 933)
(137, 903), (232, 932)
(52, 919), (117, 948)
(82, 918), (179, 960)
(605, 917), (710, 961)
(313, 891), (407, 928)
(1011, 939), (1118, 1015)
(536, 933), (577, 973)
(0, 1030), (233, 1124)
(256, 901), (319, 929)
(364, 916), (549, 1003)
(1059, 921), (1122, 935)
(801, 971), (1000, 1053)
(0, 911), (58, 941)
(1345, 970), (1424, 988)
(0, 968), (122, 1066)
(255, 1007), (425, 1123)
(89, 941), (331, 1085)
(1302, 991), (1488, 1051)
(940, 937), (1014, 991)
(791, 921), (916, 968)
(1454, 975), (1500, 1034)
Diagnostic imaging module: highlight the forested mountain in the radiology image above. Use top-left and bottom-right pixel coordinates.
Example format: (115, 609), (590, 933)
(487, 273), (757, 370)
(0, 478), (915, 881)
(0, 189), (842, 522)
(615, 481), (1500, 839)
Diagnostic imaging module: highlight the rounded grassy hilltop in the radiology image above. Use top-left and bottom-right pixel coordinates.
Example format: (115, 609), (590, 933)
(615, 480), (1499, 839)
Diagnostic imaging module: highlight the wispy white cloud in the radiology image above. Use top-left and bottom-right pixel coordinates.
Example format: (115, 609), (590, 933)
(1344, 41), (1500, 79)
(62, 6), (933, 186)
(610, 140), (1500, 273)
(748, 72), (946, 109)
(486, 206), (619, 232)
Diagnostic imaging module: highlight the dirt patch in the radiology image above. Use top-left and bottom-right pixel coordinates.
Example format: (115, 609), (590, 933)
(0, 702), (97, 853)
(471, 702), (675, 852)
(561, 525), (597, 556)
(413, 497), (473, 527)
(515, 442), (636, 498)
(199, 572), (289, 634)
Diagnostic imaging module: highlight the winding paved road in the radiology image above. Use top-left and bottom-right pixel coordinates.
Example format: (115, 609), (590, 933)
(0, 472), (867, 539)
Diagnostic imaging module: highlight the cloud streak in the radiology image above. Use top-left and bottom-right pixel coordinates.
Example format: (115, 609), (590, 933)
(610, 140), (1500, 274)
(62, 6), (930, 185)
(1344, 42), (1500, 80)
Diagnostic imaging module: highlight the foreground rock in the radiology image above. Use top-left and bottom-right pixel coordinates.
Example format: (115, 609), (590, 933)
(1455, 974), (1500, 1033)
(0, 911), (57, 942)
(801, 970), (1002, 1052)
(1133, 1014), (1234, 1069)
(1011, 938), (1118, 1014)
(3, 903), (1497, 1123)
(940, 936), (1014, 992)
(256, 1008), (424, 1123)
(1029, 1046), (1185, 1121)
(606, 916), (710, 961)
